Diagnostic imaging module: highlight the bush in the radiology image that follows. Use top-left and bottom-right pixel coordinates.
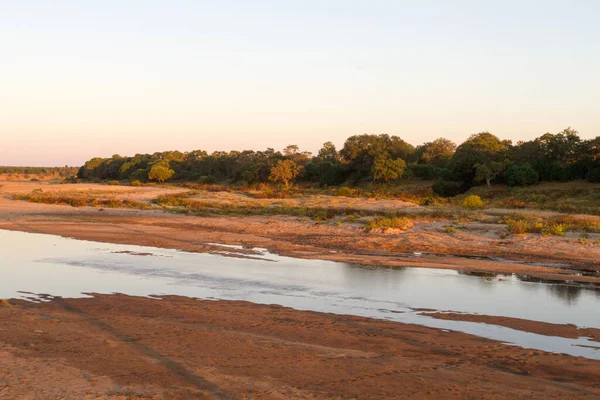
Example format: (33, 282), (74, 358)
(505, 219), (530, 234)
(333, 186), (357, 197)
(501, 199), (526, 209)
(130, 180), (143, 187)
(310, 209), (330, 221)
(588, 167), (600, 183)
(505, 163), (539, 186)
(542, 223), (566, 236)
(499, 213), (599, 236)
(200, 175), (217, 184)
(409, 164), (452, 180)
(432, 181), (460, 197)
(365, 217), (414, 232)
(462, 195), (484, 209)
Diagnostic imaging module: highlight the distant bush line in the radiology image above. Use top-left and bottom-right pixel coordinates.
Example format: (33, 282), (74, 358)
(76, 128), (599, 195)
(0, 166), (78, 179)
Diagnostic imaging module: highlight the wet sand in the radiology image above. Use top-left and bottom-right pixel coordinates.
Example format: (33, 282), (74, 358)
(422, 312), (600, 341)
(1, 294), (600, 399)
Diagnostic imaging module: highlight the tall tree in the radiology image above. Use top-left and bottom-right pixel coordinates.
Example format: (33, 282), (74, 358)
(340, 134), (414, 179)
(317, 141), (340, 162)
(452, 132), (509, 186)
(148, 165), (175, 183)
(417, 138), (456, 167)
(372, 155), (406, 183)
(269, 160), (302, 187)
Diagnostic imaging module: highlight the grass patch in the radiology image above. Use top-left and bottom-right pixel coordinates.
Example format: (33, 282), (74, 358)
(154, 191), (478, 225)
(497, 213), (600, 236)
(13, 191), (153, 210)
(365, 217), (414, 232)
(464, 181), (600, 215)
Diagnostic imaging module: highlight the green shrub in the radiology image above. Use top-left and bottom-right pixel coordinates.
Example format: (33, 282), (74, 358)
(524, 193), (548, 204)
(462, 195), (484, 209)
(346, 214), (359, 222)
(333, 186), (357, 197)
(365, 217), (413, 232)
(505, 219), (530, 234)
(444, 226), (456, 233)
(542, 223), (566, 236)
(588, 167), (600, 183)
(432, 181), (460, 197)
(505, 163), (539, 186)
(310, 209), (330, 221)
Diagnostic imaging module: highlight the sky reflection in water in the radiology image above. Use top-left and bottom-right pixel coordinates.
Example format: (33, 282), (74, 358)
(1, 229), (599, 360)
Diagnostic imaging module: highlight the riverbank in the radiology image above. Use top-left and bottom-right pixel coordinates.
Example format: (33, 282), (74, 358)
(2, 181), (600, 398)
(1, 294), (599, 399)
(1, 182), (599, 284)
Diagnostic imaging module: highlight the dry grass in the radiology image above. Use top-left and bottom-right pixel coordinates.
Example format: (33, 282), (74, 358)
(13, 191), (153, 210)
(497, 213), (600, 236)
(365, 217), (414, 232)
(462, 181), (600, 215)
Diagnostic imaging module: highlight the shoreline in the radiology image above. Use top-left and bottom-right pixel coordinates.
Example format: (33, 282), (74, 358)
(1, 181), (599, 286)
(0, 208), (598, 285)
(421, 312), (600, 341)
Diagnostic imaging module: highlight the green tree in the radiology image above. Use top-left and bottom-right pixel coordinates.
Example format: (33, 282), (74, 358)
(474, 161), (505, 187)
(317, 141), (340, 162)
(452, 132), (509, 186)
(269, 159), (302, 187)
(77, 157), (105, 180)
(340, 134), (414, 178)
(417, 138), (456, 167)
(283, 145), (311, 165)
(148, 165), (175, 183)
(536, 128), (581, 165)
(372, 156), (406, 183)
(505, 163), (539, 186)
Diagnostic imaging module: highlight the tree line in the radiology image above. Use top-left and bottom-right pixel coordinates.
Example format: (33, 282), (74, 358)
(1, 166), (78, 178)
(77, 128), (600, 195)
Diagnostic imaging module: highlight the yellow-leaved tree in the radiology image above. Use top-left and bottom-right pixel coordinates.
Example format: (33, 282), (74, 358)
(269, 160), (302, 188)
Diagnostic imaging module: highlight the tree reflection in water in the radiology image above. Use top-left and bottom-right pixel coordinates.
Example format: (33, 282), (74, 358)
(512, 274), (600, 306)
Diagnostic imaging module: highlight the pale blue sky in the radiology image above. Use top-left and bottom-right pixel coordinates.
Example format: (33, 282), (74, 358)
(1, 0), (599, 166)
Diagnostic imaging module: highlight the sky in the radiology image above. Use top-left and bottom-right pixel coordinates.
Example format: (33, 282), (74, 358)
(1, 0), (599, 166)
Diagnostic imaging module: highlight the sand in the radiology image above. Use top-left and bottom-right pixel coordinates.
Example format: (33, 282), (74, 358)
(1, 294), (599, 399)
(2, 181), (600, 399)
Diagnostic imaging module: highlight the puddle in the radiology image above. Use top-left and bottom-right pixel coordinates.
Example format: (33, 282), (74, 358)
(1, 229), (599, 360)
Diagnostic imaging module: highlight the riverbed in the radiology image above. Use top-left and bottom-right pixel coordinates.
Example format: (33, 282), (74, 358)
(2, 229), (599, 360)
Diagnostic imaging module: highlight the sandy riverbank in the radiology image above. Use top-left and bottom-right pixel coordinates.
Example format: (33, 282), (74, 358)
(1, 182), (599, 284)
(2, 182), (600, 398)
(1, 294), (599, 399)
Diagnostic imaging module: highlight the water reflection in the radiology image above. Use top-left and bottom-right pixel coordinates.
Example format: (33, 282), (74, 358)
(546, 285), (583, 305)
(457, 270), (501, 278)
(1, 229), (600, 360)
(458, 270), (600, 306)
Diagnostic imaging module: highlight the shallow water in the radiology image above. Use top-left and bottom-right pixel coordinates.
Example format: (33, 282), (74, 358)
(1, 229), (599, 359)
